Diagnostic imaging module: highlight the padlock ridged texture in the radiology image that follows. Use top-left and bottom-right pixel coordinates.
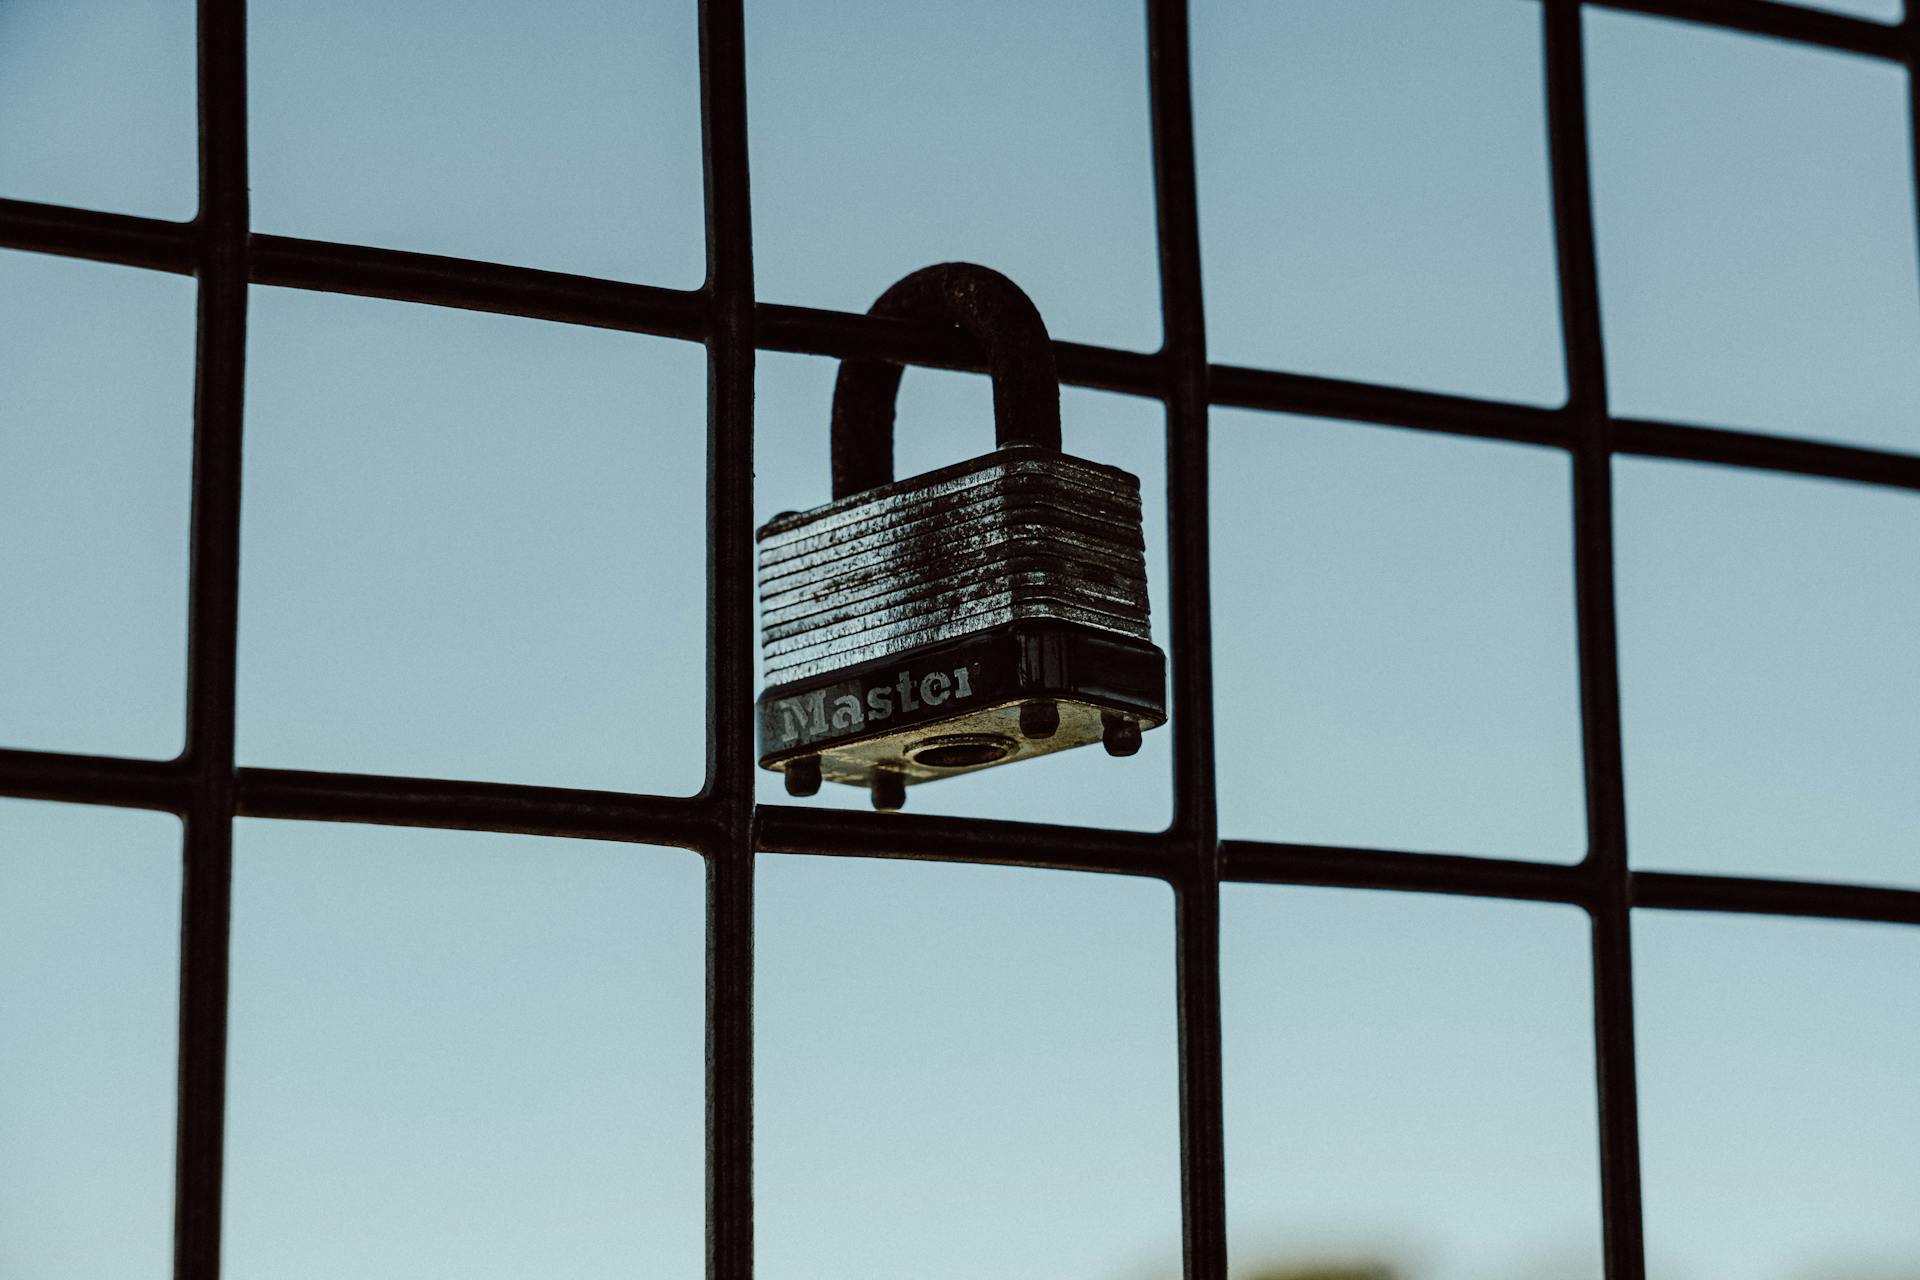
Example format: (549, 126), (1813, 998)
(757, 448), (1152, 685)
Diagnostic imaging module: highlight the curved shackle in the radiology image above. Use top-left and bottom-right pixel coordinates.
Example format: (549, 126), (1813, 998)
(830, 262), (1062, 501)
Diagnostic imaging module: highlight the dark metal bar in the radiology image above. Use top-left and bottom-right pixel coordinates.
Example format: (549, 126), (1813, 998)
(0, 748), (191, 814)
(1544, 6), (1646, 1278)
(1171, 869), (1228, 1280)
(1587, 899), (1646, 1280)
(1634, 870), (1920, 925)
(0, 198), (196, 274)
(1147, 0), (1228, 1276)
(234, 768), (712, 850)
(1545, 20), (1609, 427)
(1588, 0), (1902, 59)
(184, 4), (249, 877)
(1209, 363), (1575, 448)
(699, 0), (757, 1274)
(1616, 418), (1920, 491)
(174, 794), (233, 1280)
(252, 233), (709, 340)
(175, 3), (248, 1277)
(13, 731), (1920, 935)
(756, 804), (1172, 877)
(18, 206), (1920, 500)
(705, 823), (755, 1280)
(1147, 0), (1215, 917)
(1222, 839), (1590, 904)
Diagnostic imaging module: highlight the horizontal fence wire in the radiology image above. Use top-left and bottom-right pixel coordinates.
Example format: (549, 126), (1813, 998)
(13, 198), (1920, 493)
(4, 3), (1920, 1280)
(5, 746), (1917, 929)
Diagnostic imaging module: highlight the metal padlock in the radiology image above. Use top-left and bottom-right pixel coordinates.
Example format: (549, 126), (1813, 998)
(756, 263), (1167, 811)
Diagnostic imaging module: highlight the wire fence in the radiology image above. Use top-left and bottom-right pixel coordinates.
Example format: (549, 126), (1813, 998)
(3, 2), (1919, 1277)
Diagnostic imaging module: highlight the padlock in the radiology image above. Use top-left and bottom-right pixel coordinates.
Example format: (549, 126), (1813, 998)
(755, 262), (1167, 811)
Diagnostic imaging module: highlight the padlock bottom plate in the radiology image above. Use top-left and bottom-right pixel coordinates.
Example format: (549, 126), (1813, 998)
(757, 619), (1166, 791)
(798, 698), (1119, 790)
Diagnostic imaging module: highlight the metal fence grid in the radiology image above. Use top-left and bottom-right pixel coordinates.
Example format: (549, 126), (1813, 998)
(3, 1), (1919, 1276)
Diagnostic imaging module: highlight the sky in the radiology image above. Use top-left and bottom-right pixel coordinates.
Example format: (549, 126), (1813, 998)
(2, 1), (1919, 1278)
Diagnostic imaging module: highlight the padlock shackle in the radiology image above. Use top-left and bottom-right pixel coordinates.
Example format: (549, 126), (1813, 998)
(830, 263), (1062, 501)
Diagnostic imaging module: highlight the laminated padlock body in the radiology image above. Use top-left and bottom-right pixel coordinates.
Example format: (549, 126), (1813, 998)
(754, 263), (1167, 810)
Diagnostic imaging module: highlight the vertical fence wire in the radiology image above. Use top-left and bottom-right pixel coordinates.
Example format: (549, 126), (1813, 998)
(698, 2), (758, 1277)
(1146, 2), (1229, 1277)
(1543, 6), (1647, 1279)
(176, 2), (248, 1277)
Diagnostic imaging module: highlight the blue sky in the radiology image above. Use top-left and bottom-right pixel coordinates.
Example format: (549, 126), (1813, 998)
(3, 1), (1919, 1278)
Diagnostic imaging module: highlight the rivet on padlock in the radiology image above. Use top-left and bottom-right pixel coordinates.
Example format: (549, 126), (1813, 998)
(754, 262), (1167, 810)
